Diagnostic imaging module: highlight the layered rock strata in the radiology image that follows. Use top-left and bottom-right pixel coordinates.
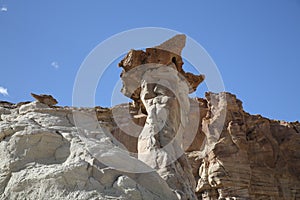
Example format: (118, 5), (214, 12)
(0, 92), (299, 199)
(191, 92), (300, 199)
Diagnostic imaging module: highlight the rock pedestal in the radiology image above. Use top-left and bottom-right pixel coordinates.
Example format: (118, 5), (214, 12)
(119, 35), (204, 199)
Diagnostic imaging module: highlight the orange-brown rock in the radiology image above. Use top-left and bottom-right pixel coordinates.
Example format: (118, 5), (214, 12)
(31, 93), (58, 106)
(190, 92), (300, 199)
(118, 34), (205, 102)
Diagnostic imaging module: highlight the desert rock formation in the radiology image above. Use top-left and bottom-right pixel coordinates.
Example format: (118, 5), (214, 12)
(0, 35), (299, 199)
(0, 101), (177, 200)
(118, 34), (203, 199)
(1, 93), (300, 199)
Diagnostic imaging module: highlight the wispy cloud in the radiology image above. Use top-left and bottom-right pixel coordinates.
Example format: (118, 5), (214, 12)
(0, 86), (8, 96)
(51, 61), (59, 69)
(0, 5), (7, 12)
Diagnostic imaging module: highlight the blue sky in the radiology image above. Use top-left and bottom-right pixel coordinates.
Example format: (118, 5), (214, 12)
(0, 0), (299, 122)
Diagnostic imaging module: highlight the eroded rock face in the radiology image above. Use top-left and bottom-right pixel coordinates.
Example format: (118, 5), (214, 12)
(118, 34), (205, 104)
(0, 101), (177, 200)
(0, 92), (299, 199)
(137, 67), (197, 199)
(193, 92), (300, 200)
(117, 34), (300, 199)
(0, 35), (299, 199)
(119, 34), (203, 199)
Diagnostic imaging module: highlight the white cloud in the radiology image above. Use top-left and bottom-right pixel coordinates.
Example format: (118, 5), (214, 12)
(1, 6), (7, 12)
(51, 61), (59, 69)
(0, 86), (8, 96)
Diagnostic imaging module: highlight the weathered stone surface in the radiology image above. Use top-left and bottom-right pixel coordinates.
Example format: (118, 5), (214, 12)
(0, 101), (14, 109)
(154, 34), (186, 55)
(31, 93), (58, 106)
(117, 34), (300, 199)
(118, 34), (205, 103)
(0, 35), (299, 200)
(137, 67), (197, 200)
(0, 92), (299, 199)
(0, 102), (177, 200)
(119, 34), (203, 200)
(193, 92), (300, 200)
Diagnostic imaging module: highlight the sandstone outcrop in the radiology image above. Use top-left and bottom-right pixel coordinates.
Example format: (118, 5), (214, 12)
(0, 93), (300, 199)
(0, 101), (177, 200)
(0, 35), (299, 200)
(118, 34), (204, 199)
(0, 93), (299, 199)
(191, 92), (300, 199)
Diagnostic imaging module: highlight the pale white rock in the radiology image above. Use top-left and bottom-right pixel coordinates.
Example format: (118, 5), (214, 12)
(137, 66), (197, 200)
(113, 175), (143, 199)
(0, 102), (177, 200)
(18, 101), (49, 114)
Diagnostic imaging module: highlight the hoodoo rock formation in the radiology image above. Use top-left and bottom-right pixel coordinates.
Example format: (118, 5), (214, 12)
(0, 35), (299, 200)
(118, 34), (204, 200)
(118, 34), (205, 109)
